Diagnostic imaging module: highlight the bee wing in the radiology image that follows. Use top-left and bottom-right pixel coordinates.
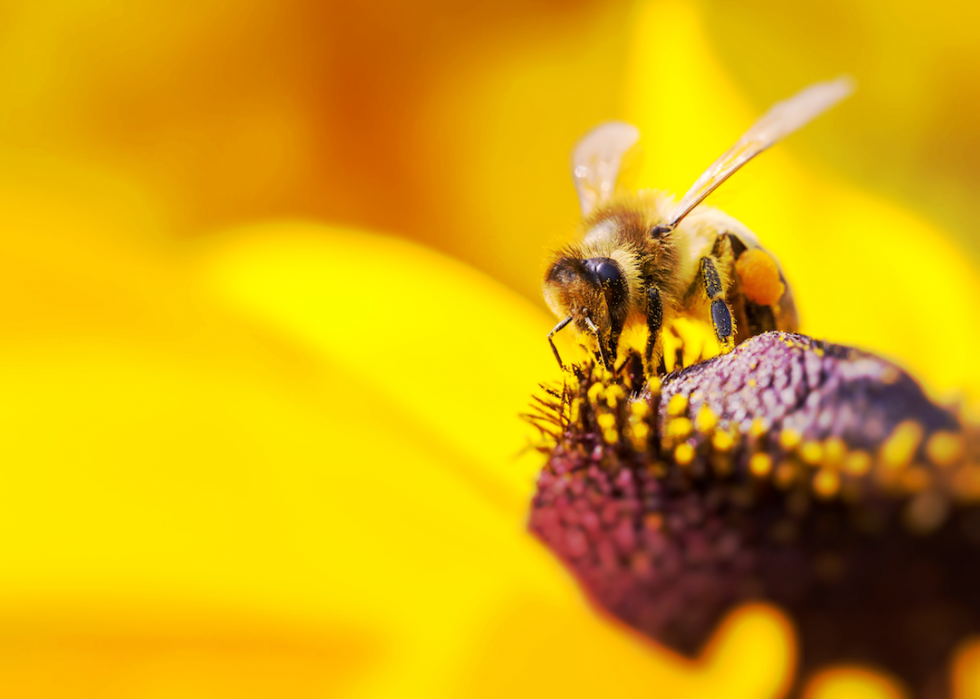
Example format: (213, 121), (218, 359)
(667, 77), (854, 228)
(571, 121), (640, 217)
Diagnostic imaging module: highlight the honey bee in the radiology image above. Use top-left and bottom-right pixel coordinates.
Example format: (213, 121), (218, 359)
(544, 78), (853, 375)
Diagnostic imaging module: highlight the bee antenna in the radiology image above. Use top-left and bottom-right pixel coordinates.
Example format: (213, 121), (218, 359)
(547, 316), (573, 371)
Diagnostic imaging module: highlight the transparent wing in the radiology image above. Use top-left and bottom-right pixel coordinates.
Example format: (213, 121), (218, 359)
(667, 77), (854, 228)
(571, 121), (640, 217)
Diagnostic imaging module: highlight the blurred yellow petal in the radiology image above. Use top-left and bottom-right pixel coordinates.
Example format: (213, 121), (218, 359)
(803, 667), (907, 699)
(198, 222), (560, 511)
(699, 604), (796, 699)
(951, 638), (980, 699)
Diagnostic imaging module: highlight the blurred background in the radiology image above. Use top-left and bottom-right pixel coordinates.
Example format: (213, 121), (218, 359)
(1, 0), (979, 697)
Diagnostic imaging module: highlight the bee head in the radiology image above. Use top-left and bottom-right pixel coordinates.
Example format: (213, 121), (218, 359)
(543, 255), (630, 367)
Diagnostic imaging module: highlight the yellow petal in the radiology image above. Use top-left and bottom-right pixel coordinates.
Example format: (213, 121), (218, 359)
(803, 667), (907, 699)
(199, 222), (562, 513)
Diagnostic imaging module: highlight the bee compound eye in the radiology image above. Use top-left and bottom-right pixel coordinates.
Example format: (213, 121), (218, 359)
(583, 258), (628, 310)
(582, 258), (623, 292)
(594, 260), (623, 288)
(546, 257), (585, 286)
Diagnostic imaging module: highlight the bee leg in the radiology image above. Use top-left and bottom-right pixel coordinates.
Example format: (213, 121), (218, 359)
(668, 325), (686, 370)
(605, 311), (628, 375)
(644, 285), (664, 376)
(547, 315), (573, 371)
(583, 316), (612, 371)
(699, 256), (736, 352)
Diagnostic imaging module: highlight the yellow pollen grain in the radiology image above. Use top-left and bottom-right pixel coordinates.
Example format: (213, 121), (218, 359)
(569, 399), (581, 425)
(713, 430), (735, 452)
(631, 401), (650, 419)
(749, 418), (768, 438)
(748, 378), (757, 388)
(674, 442), (695, 465)
(667, 417), (693, 440)
(823, 437), (846, 467)
(749, 452), (773, 477)
(843, 450), (871, 476)
(800, 440), (823, 465)
(603, 428), (619, 445)
(813, 469), (840, 499)
(880, 420), (924, 471)
(695, 406), (718, 434)
(813, 347), (825, 358)
(606, 385), (625, 408)
(631, 423), (650, 442)
(597, 413), (617, 430)
(666, 394), (689, 417)
(587, 382), (604, 404)
(779, 428), (802, 451)
(926, 431), (965, 467)
(647, 376), (662, 395)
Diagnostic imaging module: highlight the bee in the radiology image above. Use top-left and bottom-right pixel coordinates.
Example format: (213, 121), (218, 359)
(544, 78), (853, 375)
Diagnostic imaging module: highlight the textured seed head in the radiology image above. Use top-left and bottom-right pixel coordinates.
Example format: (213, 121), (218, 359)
(527, 332), (979, 697)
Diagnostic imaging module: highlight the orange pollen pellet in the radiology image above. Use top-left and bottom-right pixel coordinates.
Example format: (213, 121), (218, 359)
(735, 249), (786, 306)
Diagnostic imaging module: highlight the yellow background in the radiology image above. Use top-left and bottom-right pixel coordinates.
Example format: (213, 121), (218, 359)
(0, 0), (978, 697)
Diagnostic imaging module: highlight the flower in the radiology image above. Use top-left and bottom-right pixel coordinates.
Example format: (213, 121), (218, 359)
(0, 0), (978, 697)
(531, 333), (980, 697)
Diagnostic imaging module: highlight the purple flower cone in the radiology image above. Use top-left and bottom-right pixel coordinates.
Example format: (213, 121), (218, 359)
(529, 332), (980, 698)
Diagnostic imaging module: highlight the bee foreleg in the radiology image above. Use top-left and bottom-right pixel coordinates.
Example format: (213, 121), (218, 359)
(547, 315), (573, 371)
(584, 316), (612, 371)
(699, 256), (736, 352)
(645, 285), (665, 376)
